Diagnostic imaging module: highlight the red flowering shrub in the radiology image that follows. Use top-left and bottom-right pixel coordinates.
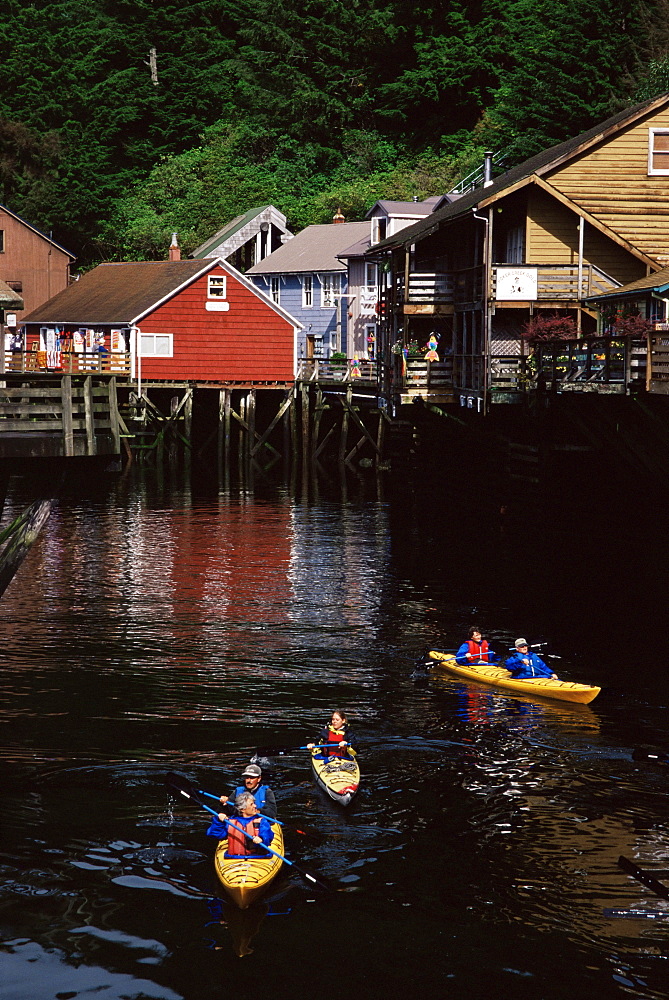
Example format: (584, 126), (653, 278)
(521, 313), (577, 342)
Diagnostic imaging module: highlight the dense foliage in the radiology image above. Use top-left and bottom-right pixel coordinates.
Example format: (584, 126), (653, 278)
(1, 0), (667, 262)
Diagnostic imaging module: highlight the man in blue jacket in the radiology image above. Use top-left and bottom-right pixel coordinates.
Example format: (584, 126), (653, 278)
(219, 763), (277, 819)
(505, 639), (557, 679)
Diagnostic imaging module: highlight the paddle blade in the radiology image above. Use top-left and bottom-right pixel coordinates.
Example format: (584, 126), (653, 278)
(254, 745), (293, 757)
(618, 855), (669, 900)
(165, 771), (206, 806)
(632, 749), (669, 765)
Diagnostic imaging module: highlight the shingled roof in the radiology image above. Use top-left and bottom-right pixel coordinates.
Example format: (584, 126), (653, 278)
(247, 222), (369, 275)
(22, 260), (212, 325)
(367, 93), (669, 254)
(587, 265), (669, 302)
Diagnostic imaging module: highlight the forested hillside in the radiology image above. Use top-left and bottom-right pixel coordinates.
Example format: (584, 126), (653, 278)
(2, 0), (668, 264)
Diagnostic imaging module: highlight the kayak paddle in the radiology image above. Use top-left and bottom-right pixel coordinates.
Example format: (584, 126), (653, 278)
(604, 908), (669, 919)
(632, 748), (669, 765)
(618, 855), (669, 900)
(196, 788), (283, 826)
(164, 772), (331, 890)
(255, 743), (352, 757)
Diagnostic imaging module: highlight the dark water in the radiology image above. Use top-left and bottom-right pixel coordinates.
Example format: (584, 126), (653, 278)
(1, 460), (669, 1000)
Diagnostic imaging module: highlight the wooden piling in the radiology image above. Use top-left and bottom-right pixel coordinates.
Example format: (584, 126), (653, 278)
(61, 376), (74, 457)
(83, 377), (96, 456)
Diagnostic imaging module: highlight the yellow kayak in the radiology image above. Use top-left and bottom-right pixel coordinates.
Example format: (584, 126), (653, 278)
(311, 748), (360, 806)
(428, 651), (600, 705)
(214, 823), (284, 909)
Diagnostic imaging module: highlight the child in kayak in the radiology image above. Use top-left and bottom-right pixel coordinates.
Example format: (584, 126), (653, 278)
(307, 710), (356, 759)
(206, 791), (275, 857)
(505, 639), (557, 680)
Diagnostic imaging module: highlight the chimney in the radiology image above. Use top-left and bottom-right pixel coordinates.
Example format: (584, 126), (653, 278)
(332, 207), (345, 224)
(483, 151), (494, 188)
(169, 233), (181, 261)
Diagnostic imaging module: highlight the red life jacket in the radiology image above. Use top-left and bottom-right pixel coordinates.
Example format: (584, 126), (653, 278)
(226, 815), (261, 856)
(466, 639), (489, 663)
(327, 725), (347, 757)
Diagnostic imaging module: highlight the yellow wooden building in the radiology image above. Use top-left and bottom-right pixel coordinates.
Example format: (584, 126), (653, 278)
(369, 93), (669, 406)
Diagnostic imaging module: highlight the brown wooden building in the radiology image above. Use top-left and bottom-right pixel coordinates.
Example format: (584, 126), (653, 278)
(368, 93), (669, 407)
(0, 204), (74, 321)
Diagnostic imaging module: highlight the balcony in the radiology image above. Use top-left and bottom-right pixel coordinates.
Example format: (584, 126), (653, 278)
(493, 263), (620, 304)
(394, 265), (484, 314)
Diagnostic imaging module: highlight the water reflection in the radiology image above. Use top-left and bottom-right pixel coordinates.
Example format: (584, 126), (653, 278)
(1, 466), (669, 999)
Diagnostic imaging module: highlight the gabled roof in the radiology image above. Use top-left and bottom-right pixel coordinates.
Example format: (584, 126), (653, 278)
(365, 197), (450, 219)
(21, 258), (303, 329)
(336, 232), (372, 260)
(368, 93), (669, 254)
(246, 222), (369, 275)
(0, 203), (75, 260)
(587, 265), (669, 302)
(192, 205), (289, 258)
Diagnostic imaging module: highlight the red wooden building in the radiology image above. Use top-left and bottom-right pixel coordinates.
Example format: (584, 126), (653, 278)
(20, 258), (301, 383)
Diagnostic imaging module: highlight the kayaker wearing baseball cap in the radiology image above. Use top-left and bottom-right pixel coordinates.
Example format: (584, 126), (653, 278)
(219, 762), (277, 819)
(505, 639), (557, 680)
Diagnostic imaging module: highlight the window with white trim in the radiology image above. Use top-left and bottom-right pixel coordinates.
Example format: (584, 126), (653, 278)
(371, 217), (387, 245)
(649, 129), (669, 174)
(302, 274), (313, 308)
(321, 273), (340, 307)
(140, 333), (173, 357)
(365, 262), (378, 289)
(270, 276), (280, 304)
(208, 274), (227, 298)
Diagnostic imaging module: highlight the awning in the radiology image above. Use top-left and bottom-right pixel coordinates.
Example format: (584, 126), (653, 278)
(0, 280), (24, 310)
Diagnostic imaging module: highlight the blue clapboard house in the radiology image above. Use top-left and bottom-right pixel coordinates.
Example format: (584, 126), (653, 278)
(247, 219), (369, 359)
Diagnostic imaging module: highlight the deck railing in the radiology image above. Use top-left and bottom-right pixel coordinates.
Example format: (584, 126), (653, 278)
(1, 349), (132, 376)
(535, 337), (647, 388)
(492, 263), (620, 300)
(296, 358), (378, 382)
(648, 332), (669, 392)
(0, 375), (121, 458)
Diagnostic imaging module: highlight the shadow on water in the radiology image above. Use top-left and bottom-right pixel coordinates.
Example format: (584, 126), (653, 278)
(1, 454), (669, 998)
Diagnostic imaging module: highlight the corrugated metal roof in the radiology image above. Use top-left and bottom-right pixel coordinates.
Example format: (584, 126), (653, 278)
(246, 222), (369, 275)
(368, 94), (669, 253)
(22, 260), (212, 325)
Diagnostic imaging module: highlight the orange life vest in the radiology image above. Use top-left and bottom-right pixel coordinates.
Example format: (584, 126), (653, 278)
(466, 639), (489, 662)
(226, 815), (261, 856)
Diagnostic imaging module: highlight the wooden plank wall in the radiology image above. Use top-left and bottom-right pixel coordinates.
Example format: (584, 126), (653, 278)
(549, 107), (669, 264)
(526, 188), (646, 286)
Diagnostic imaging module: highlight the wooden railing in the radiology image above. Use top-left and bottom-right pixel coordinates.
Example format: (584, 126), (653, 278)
(490, 355), (528, 392)
(406, 272), (454, 303)
(535, 337), (647, 388)
(0, 375), (121, 458)
(492, 263), (620, 301)
(403, 359), (454, 392)
(1, 349), (132, 376)
(393, 265), (484, 307)
(648, 333), (669, 393)
(296, 358), (378, 382)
